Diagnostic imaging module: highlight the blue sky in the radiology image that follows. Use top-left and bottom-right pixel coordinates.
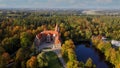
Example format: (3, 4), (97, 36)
(0, 0), (119, 9)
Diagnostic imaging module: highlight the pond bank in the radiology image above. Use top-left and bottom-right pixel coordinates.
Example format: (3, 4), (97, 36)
(75, 44), (111, 68)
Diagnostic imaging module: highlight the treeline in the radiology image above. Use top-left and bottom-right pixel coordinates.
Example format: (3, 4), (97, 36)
(1, 15), (119, 42)
(0, 12), (120, 68)
(92, 36), (120, 68)
(62, 39), (96, 68)
(0, 17), (38, 67)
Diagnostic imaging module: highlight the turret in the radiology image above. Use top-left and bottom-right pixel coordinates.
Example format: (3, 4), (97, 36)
(55, 24), (59, 32)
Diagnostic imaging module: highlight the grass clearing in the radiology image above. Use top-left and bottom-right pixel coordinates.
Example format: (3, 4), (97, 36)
(44, 51), (62, 68)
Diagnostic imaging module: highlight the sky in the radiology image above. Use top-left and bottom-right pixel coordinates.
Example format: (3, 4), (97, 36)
(0, 0), (120, 9)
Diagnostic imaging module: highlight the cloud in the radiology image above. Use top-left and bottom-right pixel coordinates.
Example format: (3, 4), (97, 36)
(19, 0), (111, 8)
(0, 0), (16, 2)
(96, 0), (112, 3)
(0, 0), (119, 9)
(0, 4), (7, 7)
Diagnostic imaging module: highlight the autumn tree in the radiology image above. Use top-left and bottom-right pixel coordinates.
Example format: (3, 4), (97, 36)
(68, 49), (76, 61)
(37, 52), (48, 68)
(15, 48), (24, 61)
(62, 39), (75, 61)
(85, 58), (93, 68)
(20, 32), (31, 48)
(67, 60), (79, 68)
(0, 52), (11, 68)
(26, 56), (37, 68)
(0, 46), (5, 55)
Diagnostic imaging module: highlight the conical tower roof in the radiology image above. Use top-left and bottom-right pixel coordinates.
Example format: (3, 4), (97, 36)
(55, 24), (59, 32)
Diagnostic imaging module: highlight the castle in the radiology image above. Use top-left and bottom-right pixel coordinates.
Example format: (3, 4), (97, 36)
(34, 24), (61, 48)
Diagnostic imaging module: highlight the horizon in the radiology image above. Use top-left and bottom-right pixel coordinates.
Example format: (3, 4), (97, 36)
(0, 0), (120, 9)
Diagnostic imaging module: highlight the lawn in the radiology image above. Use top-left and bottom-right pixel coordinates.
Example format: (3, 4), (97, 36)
(45, 51), (63, 68)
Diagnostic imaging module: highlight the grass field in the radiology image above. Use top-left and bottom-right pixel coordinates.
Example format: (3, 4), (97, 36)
(44, 51), (63, 68)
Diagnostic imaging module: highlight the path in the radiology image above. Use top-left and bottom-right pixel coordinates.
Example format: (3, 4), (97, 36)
(37, 42), (66, 68)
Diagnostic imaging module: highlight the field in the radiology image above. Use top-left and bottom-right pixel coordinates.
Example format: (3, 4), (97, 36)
(42, 51), (62, 68)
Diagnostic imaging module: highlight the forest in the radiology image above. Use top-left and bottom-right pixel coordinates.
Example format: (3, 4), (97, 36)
(0, 10), (120, 68)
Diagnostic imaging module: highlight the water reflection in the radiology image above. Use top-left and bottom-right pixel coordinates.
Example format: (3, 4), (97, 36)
(75, 44), (108, 68)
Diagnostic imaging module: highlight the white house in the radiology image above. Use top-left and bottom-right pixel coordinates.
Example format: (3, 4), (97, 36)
(111, 40), (120, 47)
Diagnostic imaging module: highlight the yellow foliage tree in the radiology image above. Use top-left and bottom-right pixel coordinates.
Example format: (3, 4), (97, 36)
(85, 58), (93, 68)
(26, 56), (37, 68)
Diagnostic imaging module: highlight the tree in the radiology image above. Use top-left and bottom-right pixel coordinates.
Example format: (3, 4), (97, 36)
(21, 61), (26, 68)
(85, 58), (93, 68)
(79, 61), (84, 68)
(64, 31), (70, 40)
(21, 38), (30, 48)
(0, 56), (6, 68)
(1, 37), (11, 52)
(26, 56), (37, 68)
(64, 39), (75, 49)
(85, 30), (92, 39)
(20, 32), (31, 48)
(116, 51), (120, 62)
(97, 41), (104, 51)
(67, 60), (79, 68)
(61, 39), (75, 62)
(30, 43), (36, 54)
(2, 52), (11, 64)
(0, 29), (2, 41)
(105, 48), (111, 61)
(115, 63), (120, 68)
(109, 48), (116, 64)
(1, 35), (20, 54)
(16, 48), (24, 61)
(37, 52), (48, 68)
(68, 49), (76, 61)
(0, 46), (5, 55)
(0, 52), (11, 68)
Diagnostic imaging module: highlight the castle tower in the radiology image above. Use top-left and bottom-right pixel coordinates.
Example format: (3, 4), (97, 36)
(55, 24), (59, 32)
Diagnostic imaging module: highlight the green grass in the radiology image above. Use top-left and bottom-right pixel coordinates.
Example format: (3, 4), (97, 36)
(45, 51), (63, 68)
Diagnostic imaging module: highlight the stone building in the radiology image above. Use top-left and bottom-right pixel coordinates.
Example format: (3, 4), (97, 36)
(34, 24), (61, 48)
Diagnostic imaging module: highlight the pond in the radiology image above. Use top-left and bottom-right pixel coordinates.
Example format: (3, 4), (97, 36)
(75, 44), (108, 68)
